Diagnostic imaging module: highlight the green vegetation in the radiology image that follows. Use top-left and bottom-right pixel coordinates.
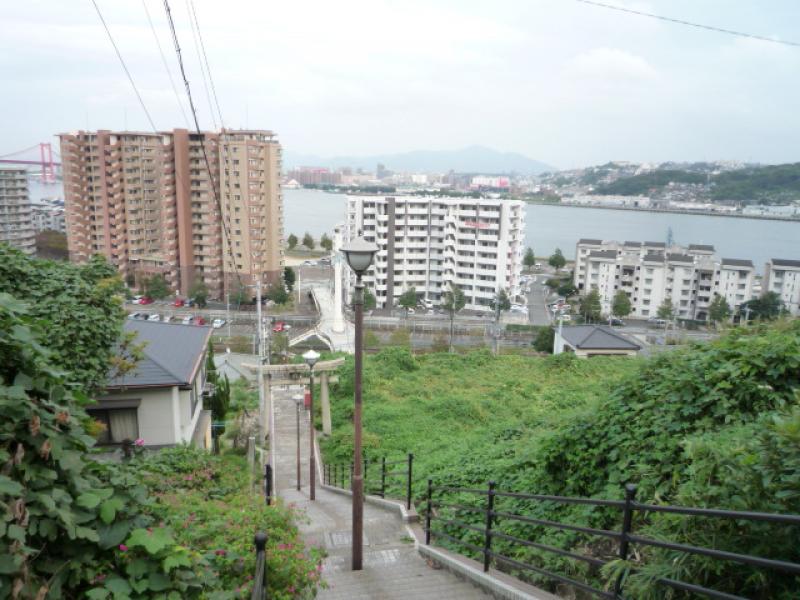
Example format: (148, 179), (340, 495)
(363, 288), (377, 311)
(283, 267), (296, 292)
(657, 297), (675, 320)
(712, 162), (800, 203)
(611, 290), (632, 318)
(189, 280), (209, 307)
(286, 233), (298, 250)
(35, 230), (69, 260)
(0, 249), (319, 598)
(398, 287), (417, 315)
(579, 289), (602, 322)
(323, 323), (800, 598)
(523, 247), (535, 269)
(442, 285), (466, 352)
(302, 232), (315, 251)
(532, 325), (554, 353)
(744, 291), (786, 320)
(141, 275), (170, 300)
(548, 248), (566, 270)
(708, 294), (730, 324)
(320, 233), (333, 252)
(594, 170), (705, 196)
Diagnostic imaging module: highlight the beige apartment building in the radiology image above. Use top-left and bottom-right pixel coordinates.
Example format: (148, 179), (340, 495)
(59, 129), (283, 299)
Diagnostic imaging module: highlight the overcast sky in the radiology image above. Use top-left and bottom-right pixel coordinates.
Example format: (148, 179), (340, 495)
(2, 0), (799, 169)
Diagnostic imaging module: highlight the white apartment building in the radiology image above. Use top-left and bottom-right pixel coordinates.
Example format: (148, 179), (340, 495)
(574, 239), (755, 320)
(344, 195), (525, 311)
(763, 259), (800, 316)
(31, 204), (66, 233)
(0, 168), (36, 255)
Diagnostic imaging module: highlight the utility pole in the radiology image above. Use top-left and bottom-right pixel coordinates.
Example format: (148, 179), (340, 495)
(226, 292), (231, 338)
(256, 282), (265, 444)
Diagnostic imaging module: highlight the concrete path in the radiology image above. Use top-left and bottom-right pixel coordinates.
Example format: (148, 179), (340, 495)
(272, 385), (491, 599)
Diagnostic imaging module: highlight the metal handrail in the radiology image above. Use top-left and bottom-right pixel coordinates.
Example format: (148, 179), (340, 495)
(423, 479), (800, 600)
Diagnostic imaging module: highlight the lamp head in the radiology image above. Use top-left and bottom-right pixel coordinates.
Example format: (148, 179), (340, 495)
(341, 236), (378, 276)
(302, 349), (320, 368)
(293, 394), (304, 406)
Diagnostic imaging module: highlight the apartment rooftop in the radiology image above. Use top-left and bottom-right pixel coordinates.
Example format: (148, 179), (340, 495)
(577, 238), (603, 245)
(721, 258), (754, 268)
(771, 259), (800, 268)
(667, 253), (694, 263)
(588, 250), (618, 259)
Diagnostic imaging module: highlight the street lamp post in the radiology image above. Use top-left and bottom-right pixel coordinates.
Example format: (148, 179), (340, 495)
(293, 394), (303, 491)
(303, 349), (320, 501)
(341, 236), (378, 571)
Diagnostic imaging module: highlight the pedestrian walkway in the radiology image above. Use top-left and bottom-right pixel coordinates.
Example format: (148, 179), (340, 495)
(272, 385), (491, 599)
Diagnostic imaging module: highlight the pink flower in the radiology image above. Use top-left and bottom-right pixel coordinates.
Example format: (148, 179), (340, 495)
(134, 438), (145, 447)
(215, 549), (227, 556)
(118, 544), (128, 552)
(184, 475), (194, 481)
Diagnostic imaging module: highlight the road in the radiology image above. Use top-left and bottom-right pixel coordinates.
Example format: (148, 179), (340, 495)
(525, 274), (552, 326)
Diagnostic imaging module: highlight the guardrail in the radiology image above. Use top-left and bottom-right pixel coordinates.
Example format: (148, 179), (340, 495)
(423, 480), (800, 599)
(324, 453), (414, 510)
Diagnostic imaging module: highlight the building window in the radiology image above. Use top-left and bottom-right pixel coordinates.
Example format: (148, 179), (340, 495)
(87, 408), (139, 444)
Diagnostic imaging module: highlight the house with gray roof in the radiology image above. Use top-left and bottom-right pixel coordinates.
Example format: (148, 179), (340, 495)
(554, 325), (640, 358)
(91, 320), (213, 449)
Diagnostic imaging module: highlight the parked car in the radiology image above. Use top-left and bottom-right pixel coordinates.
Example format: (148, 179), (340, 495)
(127, 312), (141, 320)
(608, 318), (624, 326)
(139, 297), (154, 305)
(147, 313), (161, 322)
(212, 318), (225, 329)
(194, 316), (206, 326)
(302, 260), (316, 266)
(272, 321), (291, 332)
(648, 317), (667, 326)
(406, 308), (415, 315)
(131, 295), (143, 305)
(173, 298), (185, 307)
(185, 299), (195, 307)
(181, 315), (193, 325)
(162, 315), (173, 323)
(319, 257), (331, 265)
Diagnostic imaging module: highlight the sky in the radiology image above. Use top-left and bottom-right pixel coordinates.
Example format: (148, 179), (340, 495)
(1, 0), (799, 169)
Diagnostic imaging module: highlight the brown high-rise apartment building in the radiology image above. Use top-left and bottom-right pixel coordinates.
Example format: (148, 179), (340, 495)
(59, 129), (283, 299)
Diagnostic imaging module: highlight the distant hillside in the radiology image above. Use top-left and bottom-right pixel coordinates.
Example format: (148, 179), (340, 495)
(593, 170), (706, 195)
(711, 163), (800, 203)
(592, 163), (800, 204)
(283, 145), (553, 175)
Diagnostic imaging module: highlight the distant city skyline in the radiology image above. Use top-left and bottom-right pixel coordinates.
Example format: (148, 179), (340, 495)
(2, 1), (799, 169)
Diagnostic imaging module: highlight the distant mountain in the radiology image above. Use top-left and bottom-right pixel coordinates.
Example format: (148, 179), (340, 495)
(283, 145), (553, 175)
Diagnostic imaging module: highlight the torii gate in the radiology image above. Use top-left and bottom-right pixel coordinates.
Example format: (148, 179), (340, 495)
(242, 358), (344, 435)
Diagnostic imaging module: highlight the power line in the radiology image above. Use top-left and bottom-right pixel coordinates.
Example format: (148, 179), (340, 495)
(573, 0), (800, 48)
(184, 0), (217, 130)
(90, 0), (159, 131)
(141, 0), (190, 127)
(187, 0), (225, 128)
(162, 0), (243, 291)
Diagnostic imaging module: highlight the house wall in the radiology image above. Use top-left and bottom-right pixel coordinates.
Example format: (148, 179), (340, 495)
(103, 387), (176, 446)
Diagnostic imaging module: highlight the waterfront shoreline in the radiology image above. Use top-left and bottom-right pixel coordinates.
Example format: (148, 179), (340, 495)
(524, 200), (800, 223)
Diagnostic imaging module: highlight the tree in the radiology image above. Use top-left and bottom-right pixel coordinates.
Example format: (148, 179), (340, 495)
(287, 233), (298, 250)
(708, 294), (731, 325)
(143, 274), (170, 299)
(580, 289), (602, 323)
(364, 288), (377, 311)
(548, 248), (566, 270)
(270, 332), (289, 363)
(533, 326), (555, 353)
(742, 291), (783, 321)
(442, 284), (466, 353)
(189, 279), (209, 308)
(320, 233), (333, 252)
(490, 289), (512, 355)
(612, 290), (632, 318)
(266, 283), (289, 305)
(657, 298), (675, 321)
(283, 266), (296, 291)
(302, 232), (315, 250)
(557, 282), (577, 298)
(35, 229), (68, 260)
(523, 247), (536, 269)
(398, 286), (417, 316)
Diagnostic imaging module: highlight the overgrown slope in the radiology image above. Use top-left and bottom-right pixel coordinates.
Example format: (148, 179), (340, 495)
(322, 323), (800, 598)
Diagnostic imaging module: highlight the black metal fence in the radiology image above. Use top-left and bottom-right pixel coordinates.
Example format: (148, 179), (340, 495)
(250, 532), (268, 600)
(424, 480), (800, 600)
(323, 453), (414, 510)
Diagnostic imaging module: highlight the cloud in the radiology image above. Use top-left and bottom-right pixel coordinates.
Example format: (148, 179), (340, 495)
(567, 47), (657, 82)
